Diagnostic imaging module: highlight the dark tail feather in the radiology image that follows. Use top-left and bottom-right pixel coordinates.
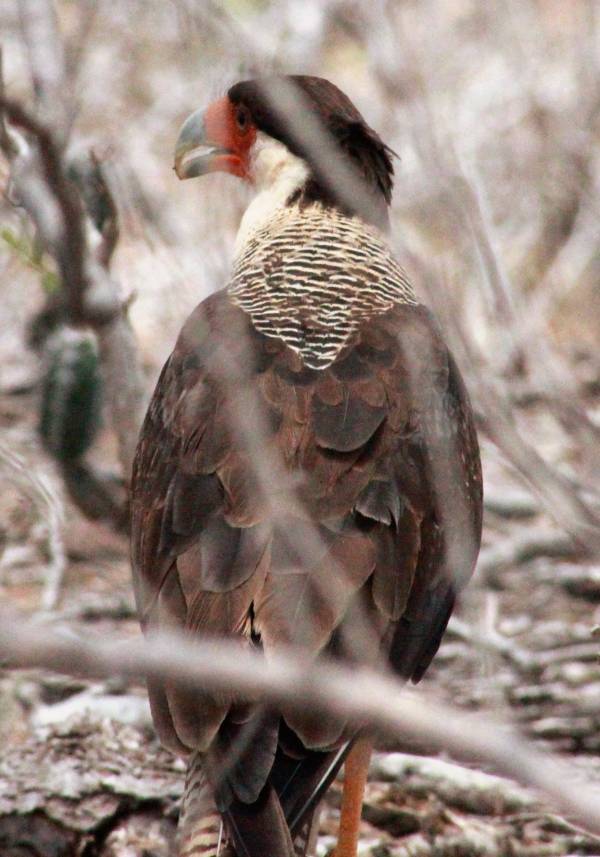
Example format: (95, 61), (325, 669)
(284, 741), (354, 857)
(285, 742), (352, 834)
(180, 715), (356, 857)
(225, 732), (353, 857)
(225, 784), (295, 857)
(209, 708), (279, 809)
(389, 586), (455, 682)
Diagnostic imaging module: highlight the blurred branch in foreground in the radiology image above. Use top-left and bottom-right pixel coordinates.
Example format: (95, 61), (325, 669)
(1, 613), (600, 836)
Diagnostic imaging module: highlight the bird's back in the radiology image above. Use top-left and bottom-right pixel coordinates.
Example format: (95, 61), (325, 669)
(131, 203), (482, 857)
(131, 74), (483, 857)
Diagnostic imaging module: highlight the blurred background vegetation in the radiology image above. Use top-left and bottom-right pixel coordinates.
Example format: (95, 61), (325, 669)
(3, 0), (599, 377)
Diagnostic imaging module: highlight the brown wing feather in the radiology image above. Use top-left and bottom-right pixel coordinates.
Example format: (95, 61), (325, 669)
(130, 291), (482, 853)
(379, 306), (483, 681)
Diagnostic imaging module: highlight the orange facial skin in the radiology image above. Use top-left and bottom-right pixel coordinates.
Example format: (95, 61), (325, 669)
(180, 96), (257, 181)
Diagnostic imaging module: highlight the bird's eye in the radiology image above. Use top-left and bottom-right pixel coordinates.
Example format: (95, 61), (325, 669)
(236, 107), (250, 133)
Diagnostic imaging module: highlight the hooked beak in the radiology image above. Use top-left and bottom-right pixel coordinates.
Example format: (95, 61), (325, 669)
(173, 107), (233, 180)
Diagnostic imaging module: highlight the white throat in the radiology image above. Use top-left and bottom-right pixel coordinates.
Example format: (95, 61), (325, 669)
(233, 132), (309, 258)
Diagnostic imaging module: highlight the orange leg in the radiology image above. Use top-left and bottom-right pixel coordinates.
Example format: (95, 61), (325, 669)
(333, 736), (373, 857)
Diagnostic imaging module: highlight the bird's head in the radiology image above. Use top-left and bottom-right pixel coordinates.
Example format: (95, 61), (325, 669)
(174, 75), (395, 230)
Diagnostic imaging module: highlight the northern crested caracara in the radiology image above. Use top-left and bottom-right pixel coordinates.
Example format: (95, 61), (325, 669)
(130, 76), (482, 857)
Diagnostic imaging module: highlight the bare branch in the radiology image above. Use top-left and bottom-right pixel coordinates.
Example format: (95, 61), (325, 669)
(0, 443), (65, 612)
(1, 98), (91, 321)
(484, 490), (539, 519)
(2, 615), (600, 835)
(475, 378), (600, 553)
(448, 617), (539, 673)
(95, 312), (146, 480)
(0, 46), (17, 158)
(1, 95), (145, 480)
(18, 0), (70, 143)
(477, 529), (580, 586)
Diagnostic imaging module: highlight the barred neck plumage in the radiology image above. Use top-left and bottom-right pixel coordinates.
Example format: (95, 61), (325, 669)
(228, 201), (417, 370)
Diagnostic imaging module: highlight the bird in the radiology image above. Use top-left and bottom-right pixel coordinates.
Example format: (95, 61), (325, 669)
(130, 75), (483, 857)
